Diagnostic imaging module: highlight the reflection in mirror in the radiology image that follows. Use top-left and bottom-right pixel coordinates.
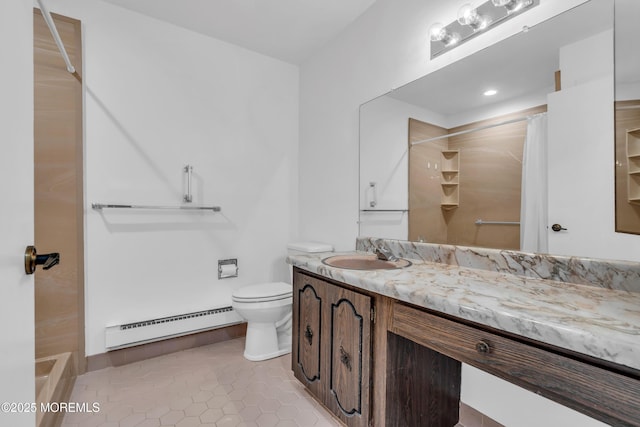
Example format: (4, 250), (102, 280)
(614, 0), (640, 234)
(407, 105), (546, 251)
(359, 0), (614, 253)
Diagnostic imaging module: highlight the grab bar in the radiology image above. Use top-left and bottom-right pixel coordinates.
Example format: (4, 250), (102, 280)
(184, 165), (193, 203)
(475, 219), (519, 225)
(91, 165), (222, 212)
(368, 182), (378, 208)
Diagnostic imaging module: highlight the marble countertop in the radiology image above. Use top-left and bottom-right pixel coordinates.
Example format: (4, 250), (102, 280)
(287, 251), (640, 372)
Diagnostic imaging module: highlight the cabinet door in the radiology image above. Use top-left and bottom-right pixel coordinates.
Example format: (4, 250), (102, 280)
(325, 285), (371, 427)
(292, 271), (325, 398)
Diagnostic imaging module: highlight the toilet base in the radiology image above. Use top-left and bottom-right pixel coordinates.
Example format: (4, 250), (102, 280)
(243, 321), (291, 361)
(243, 346), (291, 362)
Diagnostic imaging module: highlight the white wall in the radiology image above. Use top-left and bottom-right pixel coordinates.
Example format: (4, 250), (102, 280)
(46, 0), (299, 356)
(461, 365), (607, 427)
(298, 0), (620, 425)
(0, 1), (35, 425)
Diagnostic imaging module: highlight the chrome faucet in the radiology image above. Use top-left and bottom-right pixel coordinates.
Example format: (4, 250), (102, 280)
(374, 241), (398, 261)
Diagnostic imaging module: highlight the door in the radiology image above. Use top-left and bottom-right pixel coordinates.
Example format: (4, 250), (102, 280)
(0, 1), (36, 426)
(547, 76), (615, 258)
(326, 285), (371, 427)
(292, 271), (325, 398)
(546, 30), (615, 259)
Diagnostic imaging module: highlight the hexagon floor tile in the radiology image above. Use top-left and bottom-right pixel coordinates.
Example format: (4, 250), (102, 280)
(61, 338), (342, 427)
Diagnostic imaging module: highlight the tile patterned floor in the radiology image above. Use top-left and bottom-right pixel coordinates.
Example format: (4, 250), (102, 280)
(61, 338), (342, 427)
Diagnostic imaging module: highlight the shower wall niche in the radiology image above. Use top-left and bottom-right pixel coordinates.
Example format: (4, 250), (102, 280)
(408, 106), (546, 250)
(440, 150), (460, 208)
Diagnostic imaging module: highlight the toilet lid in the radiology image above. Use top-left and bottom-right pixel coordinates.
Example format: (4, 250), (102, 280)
(232, 282), (292, 302)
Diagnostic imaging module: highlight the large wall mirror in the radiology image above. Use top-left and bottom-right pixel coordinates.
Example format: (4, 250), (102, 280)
(359, 0), (630, 255)
(614, 0), (640, 234)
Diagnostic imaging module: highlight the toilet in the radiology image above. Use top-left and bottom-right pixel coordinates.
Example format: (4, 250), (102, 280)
(232, 242), (333, 361)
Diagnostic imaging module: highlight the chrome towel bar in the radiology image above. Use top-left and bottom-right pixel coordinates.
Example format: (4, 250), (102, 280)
(360, 209), (408, 213)
(475, 219), (519, 225)
(92, 165), (221, 212)
(92, 203), (221, 212)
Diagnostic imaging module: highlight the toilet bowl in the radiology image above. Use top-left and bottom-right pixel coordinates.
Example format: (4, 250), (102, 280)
(232, 242), (333, 362)
(232, 282), (293, 361)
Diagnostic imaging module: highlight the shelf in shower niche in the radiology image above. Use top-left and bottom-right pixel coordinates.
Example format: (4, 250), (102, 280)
(91, 203), (221, 212)
(440, 203), (459, 210)
(626, 129), (640, 204)
(440, 150), (460, 208)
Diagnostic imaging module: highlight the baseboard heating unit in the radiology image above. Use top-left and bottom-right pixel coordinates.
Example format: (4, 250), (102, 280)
(105, 306), (243, 350)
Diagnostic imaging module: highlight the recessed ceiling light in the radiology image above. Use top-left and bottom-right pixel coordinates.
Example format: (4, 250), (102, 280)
(484, 89), (498, 96)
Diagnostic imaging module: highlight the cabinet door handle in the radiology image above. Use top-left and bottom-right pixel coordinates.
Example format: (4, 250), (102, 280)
(339, 345), (352, 371)
(475, 340), (491, 354)
(304, 325), (313, 345)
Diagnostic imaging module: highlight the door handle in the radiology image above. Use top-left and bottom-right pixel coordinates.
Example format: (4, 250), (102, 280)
(551, 224), (567, 232)
(24, 246), (60, 275)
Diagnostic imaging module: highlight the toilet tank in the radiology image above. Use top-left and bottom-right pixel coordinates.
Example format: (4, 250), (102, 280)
(286, 242), (333, 283)
(287, 242), (334, 254)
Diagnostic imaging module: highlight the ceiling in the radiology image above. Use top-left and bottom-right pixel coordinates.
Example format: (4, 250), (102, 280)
(101, 0), (377, 64)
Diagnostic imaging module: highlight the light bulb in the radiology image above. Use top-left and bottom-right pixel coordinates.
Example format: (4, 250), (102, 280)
(429, 22), (446, 42)
(457, 4), (477, 25)
(457, 4), (489, 30)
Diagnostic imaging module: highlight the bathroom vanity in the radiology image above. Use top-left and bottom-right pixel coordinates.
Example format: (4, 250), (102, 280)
(289, 239), (640, 427)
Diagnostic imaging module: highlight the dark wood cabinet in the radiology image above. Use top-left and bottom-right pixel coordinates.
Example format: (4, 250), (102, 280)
(292, 269), (372, 427)
(292, 266), (640, 427)
(292, 271), (324, 398)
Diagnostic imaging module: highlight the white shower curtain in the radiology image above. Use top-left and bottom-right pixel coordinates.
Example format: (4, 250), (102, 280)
(520, 114), (548, 253)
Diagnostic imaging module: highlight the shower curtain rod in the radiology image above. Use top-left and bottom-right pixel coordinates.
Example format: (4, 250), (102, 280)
(411, 112), (547, 146)
(36, 0), (76, 74)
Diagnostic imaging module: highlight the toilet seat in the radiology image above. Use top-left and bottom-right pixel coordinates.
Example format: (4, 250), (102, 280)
(232, 282), (292, 303)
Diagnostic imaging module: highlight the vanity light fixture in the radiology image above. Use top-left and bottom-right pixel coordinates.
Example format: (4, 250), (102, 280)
(429, 22), (460, 46)
(430, 0), (538, 58)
